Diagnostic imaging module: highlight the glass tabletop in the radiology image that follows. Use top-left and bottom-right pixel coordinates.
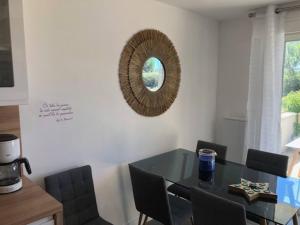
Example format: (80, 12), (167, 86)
(130, 149), (300, 225)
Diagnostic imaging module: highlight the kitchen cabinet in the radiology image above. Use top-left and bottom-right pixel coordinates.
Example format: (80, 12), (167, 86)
(0, 177), (63, 225)
(0, 0), (28, 106)
(28, 217), (55, 225)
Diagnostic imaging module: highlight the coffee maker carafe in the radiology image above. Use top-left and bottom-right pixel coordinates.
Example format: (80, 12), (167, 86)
(0, 134), (31, 194)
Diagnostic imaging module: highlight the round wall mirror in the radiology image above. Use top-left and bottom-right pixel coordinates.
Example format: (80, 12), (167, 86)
(119, 29), (181, 117)
(142, 57), (165, 92)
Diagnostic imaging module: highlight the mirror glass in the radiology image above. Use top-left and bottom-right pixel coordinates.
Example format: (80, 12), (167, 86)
(142, 57), (165, 92)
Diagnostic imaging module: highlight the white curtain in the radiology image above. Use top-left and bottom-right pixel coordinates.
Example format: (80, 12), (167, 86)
(244, 5), (286, 160)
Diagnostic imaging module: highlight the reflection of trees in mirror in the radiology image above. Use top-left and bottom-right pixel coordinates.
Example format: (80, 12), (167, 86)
(143, 58), (155, 73)
(143, 75), (158, 89)
(142, 57), (165, 92)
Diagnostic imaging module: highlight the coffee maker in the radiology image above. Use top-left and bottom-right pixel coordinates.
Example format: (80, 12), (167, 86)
(0, 134), (31, 194)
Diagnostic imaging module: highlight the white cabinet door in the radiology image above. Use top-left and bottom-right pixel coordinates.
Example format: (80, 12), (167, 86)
(42, 220), (55, 225)
(0, 0), (28, 106)
(27, 217), (54, 225)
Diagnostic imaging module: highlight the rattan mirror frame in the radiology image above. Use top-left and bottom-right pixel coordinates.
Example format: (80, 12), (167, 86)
(119, 29), (181, 117)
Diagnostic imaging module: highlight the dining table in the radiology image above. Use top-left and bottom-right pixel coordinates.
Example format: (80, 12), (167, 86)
(129, 149), (300, 225)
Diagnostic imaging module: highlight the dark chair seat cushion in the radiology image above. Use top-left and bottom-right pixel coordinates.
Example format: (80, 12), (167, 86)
(85, 217), (113, 225)
(167, 184), (190, 200)
(168, 195), (192, 225)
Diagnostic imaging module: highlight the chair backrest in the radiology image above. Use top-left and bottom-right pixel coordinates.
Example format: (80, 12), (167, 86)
(190, 187), (246, 225)
(129, 165), (173, 225)
(196, 140), (227, 160)
(246, 149), (288, 177)
(45, 165), (99, 225)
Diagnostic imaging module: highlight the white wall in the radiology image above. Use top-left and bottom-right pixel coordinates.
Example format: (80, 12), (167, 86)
(19, 0), (219, 225)
(215, 18), (252, 163)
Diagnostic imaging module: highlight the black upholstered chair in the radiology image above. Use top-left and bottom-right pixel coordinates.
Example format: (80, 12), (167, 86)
(168, 140), (228, 200)
(190, 187), (246, 225)
(129, 165), (192, 225)
(246, 149), (289, 224)
(246, 149), (288, 177)
(45, 165), (112, 225)
(195, 140), (227, 160)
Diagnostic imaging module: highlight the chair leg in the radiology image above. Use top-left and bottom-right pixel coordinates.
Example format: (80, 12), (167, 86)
(143, 216), (148, 225)
(293, 214), (299, 225)
(138, 213), (143, 225)
(259, 218), (267, 225)
(190, 217), (194, 225)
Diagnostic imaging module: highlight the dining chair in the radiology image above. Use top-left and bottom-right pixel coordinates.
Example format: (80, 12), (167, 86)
(168, 140), (228, 200)
(246, 149), (289, 177)
(190, 187), (247, 225)
(246, 149), (289, 224)
(45, 165), (113, 225)
(195, 140), (227, 160)
(128, 165), (193, 225)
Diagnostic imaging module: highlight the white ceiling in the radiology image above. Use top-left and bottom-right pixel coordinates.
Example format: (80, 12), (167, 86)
(156, 0), (294, 20)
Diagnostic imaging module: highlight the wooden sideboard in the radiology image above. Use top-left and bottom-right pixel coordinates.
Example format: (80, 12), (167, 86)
(0, 177), (63, 225)
(0, 107), (62, 224)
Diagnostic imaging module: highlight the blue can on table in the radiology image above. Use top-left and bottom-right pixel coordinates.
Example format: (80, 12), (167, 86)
(198, 149), (217, 172)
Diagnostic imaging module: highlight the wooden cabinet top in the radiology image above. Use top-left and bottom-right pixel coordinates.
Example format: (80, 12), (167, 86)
(0, 176), (62, 225)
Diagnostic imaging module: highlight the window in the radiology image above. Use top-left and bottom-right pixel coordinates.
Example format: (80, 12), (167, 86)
(281, 36), (300, 177)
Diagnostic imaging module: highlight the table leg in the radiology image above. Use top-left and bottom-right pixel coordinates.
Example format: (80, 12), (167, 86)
(293, 214), (299, 225)
(54, 211), (63, 225)
(259, 218), (267, 225)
